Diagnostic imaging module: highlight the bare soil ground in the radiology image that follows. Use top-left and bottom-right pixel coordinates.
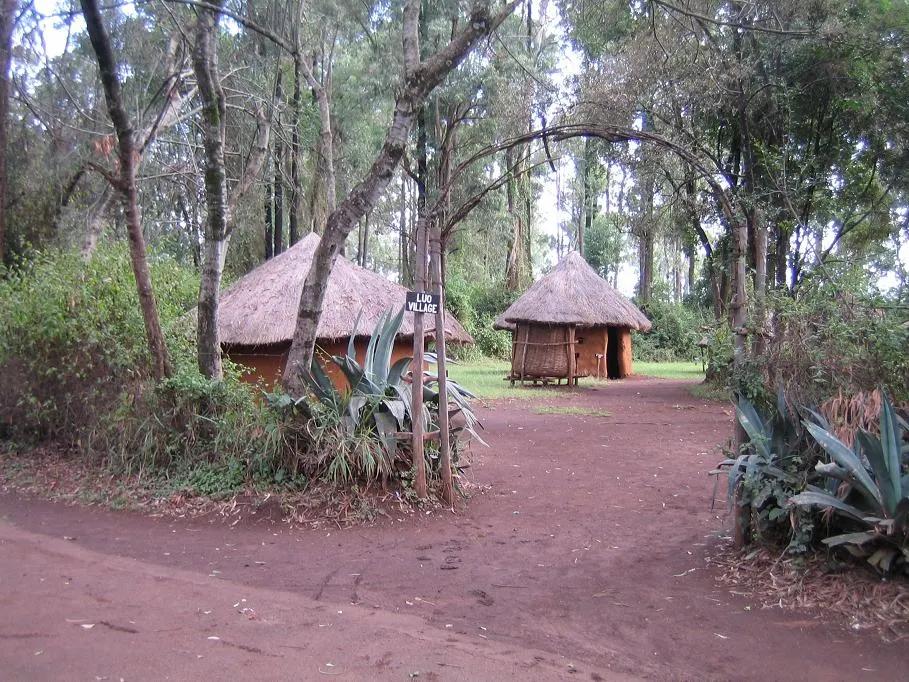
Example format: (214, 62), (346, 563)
(1, 377), (907, 681)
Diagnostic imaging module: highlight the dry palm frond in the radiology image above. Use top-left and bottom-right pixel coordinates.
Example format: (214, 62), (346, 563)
(821, 390), (909, 446)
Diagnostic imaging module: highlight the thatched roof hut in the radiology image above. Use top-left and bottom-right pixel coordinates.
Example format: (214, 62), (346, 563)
(493, 252), (651, 384)
(218, 233), (471, 387)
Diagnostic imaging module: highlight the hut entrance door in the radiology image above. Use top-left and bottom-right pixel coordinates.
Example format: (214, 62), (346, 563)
(606, 327), (621, 379)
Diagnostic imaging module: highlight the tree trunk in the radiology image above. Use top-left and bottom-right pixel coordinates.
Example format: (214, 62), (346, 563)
(300, 52), (336, 235)
(289, 53), (302, 246)
(81, 32), (193, 261)
(265, 163), (273, 260)
(192, 0), (228, 380)
(752, 211), (767, 357)
(637, 223), (654, 304)
(504, 146), (524, 290)
(273, 133), (284, 256)
(579, 136), (596, 256)
(281, 0), (518, 395)
(357, 214), (370, 267)
(0, 0), (16, 266)
(81, 0), (171, 380)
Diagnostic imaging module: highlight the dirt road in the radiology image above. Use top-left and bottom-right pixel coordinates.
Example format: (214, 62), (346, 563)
(1, 378), (906, 680)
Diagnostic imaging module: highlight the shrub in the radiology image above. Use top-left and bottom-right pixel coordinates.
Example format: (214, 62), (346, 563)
(717, 390), (820, 551)
(762, 287), (909, 405)
(291, 308), (483, 487)
(789, 392), (909, 573)
(445, 275), (515, 360)
(0, 244), (198, 443)
(633, 300), (708, 363)
(705, 283), (909, 408)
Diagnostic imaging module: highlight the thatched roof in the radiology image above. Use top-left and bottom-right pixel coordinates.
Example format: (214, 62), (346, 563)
(218, 233), (472, 346)
(493, 252), (652, 331)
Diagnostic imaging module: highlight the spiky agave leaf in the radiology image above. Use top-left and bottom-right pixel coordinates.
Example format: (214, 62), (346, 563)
(879, 391), (903, 508)
(387, 356), (412, 388)
(789, 490), (882, 525)
(822, 531), (879, 547)
(804, 419), (882, 508)
(735, 395), (770, 458)
(856, 430), (898, 516)
(362, 309), (388, 381)
(373, 306), (405, 383)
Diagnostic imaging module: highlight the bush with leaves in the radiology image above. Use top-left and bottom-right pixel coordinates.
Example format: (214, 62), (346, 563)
(98, 365), (309, 490)
(706, 281), (909, 407)
(717, 390), (820, 551)
(0, 244), (198, 443)
(288, 307), (483, 487)
(445, 274), (515, 360)
(633, 299), (708, 363)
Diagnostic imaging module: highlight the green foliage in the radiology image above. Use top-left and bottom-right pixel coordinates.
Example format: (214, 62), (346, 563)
(295, 307), (484, 487)
(704, 280), (909, 408)
(444, 275), (516, 360)
(96, 367), (310, 497)
(717, 390), (817, 551)
(0, 244), (198, 442)
(763, 285), (908, 405)
(633, 300), (708, 363)
(789, 393), (909, 571)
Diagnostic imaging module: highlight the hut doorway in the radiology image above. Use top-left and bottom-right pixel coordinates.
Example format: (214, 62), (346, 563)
(606, 327), (621, 379)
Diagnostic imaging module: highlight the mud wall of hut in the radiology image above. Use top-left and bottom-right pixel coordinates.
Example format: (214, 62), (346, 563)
(509, 324), (634, 381)
(225, 340), (418, 391)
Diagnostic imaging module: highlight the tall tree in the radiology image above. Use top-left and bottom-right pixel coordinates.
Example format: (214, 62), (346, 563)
(80, 0), (172, 380)
(281, 0), (520, 395)
(192, 0), (228, 380)
(193, 2), (271, 379)
(0, 0), (16, 266)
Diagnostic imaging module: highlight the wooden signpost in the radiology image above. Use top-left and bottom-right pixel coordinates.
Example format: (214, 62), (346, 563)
(409, 216), (453, 505)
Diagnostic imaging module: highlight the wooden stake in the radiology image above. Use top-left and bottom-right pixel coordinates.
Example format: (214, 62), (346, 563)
(430, 232), (452, 506)
(568, 325), (576, 386)
(411, 214), (428, 499)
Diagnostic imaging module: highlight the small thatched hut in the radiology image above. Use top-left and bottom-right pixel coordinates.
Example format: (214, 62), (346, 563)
(218, 233), (472, 388)
(493, 252), (651, 384)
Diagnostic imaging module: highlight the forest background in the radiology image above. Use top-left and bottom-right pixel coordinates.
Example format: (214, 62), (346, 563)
(0, 0), (908, 499)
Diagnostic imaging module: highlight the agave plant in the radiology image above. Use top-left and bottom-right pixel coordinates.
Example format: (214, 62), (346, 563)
(789, 392), (909, 568)
(714, 389), (816, 548)
(301, 307), (415, 461)
(296, 306), (484, 482)
(718, 390), (806, 510)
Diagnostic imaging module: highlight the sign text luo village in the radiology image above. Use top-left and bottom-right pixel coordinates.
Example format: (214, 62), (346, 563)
(405, 291), (440, 315)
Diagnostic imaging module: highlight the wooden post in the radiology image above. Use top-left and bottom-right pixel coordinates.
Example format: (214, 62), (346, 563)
(430, 233), (452, 506)
(568, 325), (576, 386)
(411, 214), (428, 499)
(519, 324), (529, 380)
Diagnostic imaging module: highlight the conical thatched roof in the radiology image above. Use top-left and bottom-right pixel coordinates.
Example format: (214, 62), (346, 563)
(493, 252), (651, 331)
(218, 233), (472, 346)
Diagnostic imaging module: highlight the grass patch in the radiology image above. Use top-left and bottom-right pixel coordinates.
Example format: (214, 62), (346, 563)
(689, 382), (730, 402)
(447, 358), (607, 400)
(447, 358), (542, 400)
(534, 405), (611, 417)
(634, 361), (705, 381)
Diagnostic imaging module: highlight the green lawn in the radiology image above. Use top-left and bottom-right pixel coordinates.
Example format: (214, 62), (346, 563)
(447, 358), (708, 400)
(633, 361), (705, 380)
(447, 358), (542, 400)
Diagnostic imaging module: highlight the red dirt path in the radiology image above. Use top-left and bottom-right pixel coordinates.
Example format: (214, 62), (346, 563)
(1, 377), (907, 681)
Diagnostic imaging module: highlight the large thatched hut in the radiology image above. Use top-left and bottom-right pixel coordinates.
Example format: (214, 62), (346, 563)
(493, 252), (651, 384)
(217, 233), (472, 388)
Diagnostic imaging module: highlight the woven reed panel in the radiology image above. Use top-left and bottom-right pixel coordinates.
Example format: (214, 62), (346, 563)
(512, 324), (570, 378)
